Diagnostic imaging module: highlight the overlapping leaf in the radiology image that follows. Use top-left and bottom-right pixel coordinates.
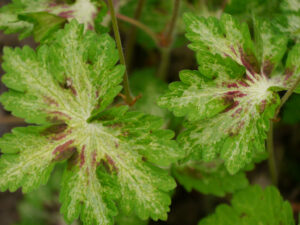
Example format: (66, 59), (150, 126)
(0, 0), (99, 41)
(199, 185), (295, 225)
(0, 21), (182, 225)
(274, 0), (300, 42)
(225, 0), (280, 20)
(173, 159), (248, 197)
(158, 13), (300, 174)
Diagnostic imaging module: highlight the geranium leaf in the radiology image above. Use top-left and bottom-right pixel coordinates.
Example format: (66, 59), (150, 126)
(199, 185), (295, 225)
(173, 159), (248, 197)
(0, 0), (99, 41)
(0, 21), (182, 225)
(274, 0), (300, 42)
(158, 13), (298, 174)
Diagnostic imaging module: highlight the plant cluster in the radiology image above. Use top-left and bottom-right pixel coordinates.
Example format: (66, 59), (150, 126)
(0, 0), (299, 225)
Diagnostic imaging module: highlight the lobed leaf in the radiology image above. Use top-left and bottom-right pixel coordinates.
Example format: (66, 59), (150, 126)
(173, 160), (248, 197)
(0, 0), (99, 41)
(274, 0), (300, 42)
(159, 13), (300, 174)
(199, 185), (295, 225)
(0, 21), (182, 225)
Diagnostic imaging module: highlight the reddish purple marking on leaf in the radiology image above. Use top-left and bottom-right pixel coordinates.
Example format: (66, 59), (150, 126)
(58, 10), (74, 19)
(237, 93), (247, 98)
(224, 53), (230, 58)
(53, 139), (74, 156)
(226, 90), (241, 96)
(260, 100), (267, 113)
(284, 68), (294, 81)
(87, 23), (94, 31)
(224, 101), (239, 112)
(105, 154), (118, 172)
(91, 150), (97, 167)
(46, 116), (62, 124)
(238, 81), (249, 87)
(228, 120), (245, 136)
(52, 129), (72, 141)
(239, 47), (259, 75)
(230, 46), (238, 57)
(246, 74), (254, 83)
(70, 86), (77, 96)
(223, 95), (234, 105)
(42, 123), (67, 136)
(95, 90), (99, 98)
(49, 111), (72, 120)
(225, 90), (247, 98)
(262, 60), (274, 77)
(92, 12), (98, 19)
(80, 145), (86, 167)
(240, 56), (255, 75)
(231, 107), (242, 117)
(227, 82), (238, 88)
(43, 96), (59, 107)
(54, 147), (76, 161)
(115, 142), (119, 148)
(237, 120), (245, 129)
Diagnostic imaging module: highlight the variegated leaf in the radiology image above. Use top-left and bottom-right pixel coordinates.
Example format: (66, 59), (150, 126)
(159, 13), (299, 174)
(0, 21), (182, 225)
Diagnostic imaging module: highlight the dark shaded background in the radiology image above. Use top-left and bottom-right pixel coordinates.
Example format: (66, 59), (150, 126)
(0, 0), (299, 224)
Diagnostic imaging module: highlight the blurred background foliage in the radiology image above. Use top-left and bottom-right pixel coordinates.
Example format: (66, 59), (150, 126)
(0, 0), (299, 224)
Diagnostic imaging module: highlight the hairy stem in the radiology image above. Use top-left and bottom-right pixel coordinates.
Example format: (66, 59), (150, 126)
(107, 0), (133, 104)
(267, 121), (278, 185)
(274, 75), (300, 119)
(116, 13), (158, 46)
(124, 0), (146, 71)
(157, 0), (181, 80)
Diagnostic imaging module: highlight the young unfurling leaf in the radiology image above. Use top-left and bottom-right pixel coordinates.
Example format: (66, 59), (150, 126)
(0, 21), (182, 225)
(199, 185), (295, 225)
(159, 13), (300, 174)
(0, 0), (99, 41)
